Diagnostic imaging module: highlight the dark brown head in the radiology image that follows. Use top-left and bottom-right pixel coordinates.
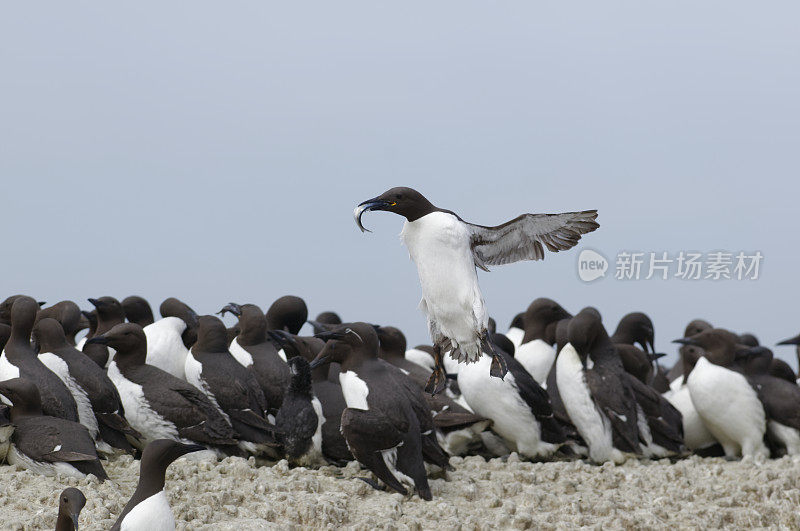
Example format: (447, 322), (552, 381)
(376, 326), (407, 359)
(122, 296), (155, 327)
(87, 297), (125, 334)
(0, 295), (45, 325)
(266, 296), (308, 334)
(193, 315), (230, 353)
(354, 187), (436, 231)
(611, 312), (655, 353)
(220, 303), (266, 345)
(8, 296), (40, 344)
(673, 328), (740, 368)
(159, 298), (199, 329)
(522, 298), (571, 343)
(35, 301), (82, 337)
(684, 319), (712, 338)
(86, 323), (148, 364)
(566, 307), (606, 357)
(57, 487), (86, 531)
(0, 378), (43, 418)
(310, 322), (380, 370)
(32, 318), (70, 353)
(139, 439), (206, 492)
(738, 333), (759, 347)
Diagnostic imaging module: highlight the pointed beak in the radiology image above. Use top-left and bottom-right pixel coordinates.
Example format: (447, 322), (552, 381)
(777, 334), (800, 346)
(649, 352), (667, 362)
(354, 198), (394, 233)
(309, 340), (335, 369)
(179, 443), (207, 456)
(71, 514), (80, 530)
(87, 298), (100, 308)
(672, 338), (698, 347)
(217, 302), (242, 318)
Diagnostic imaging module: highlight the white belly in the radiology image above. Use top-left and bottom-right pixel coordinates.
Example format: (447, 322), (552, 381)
(228, 337), (254, 368)
(458, 355), (555, 459)
(401, 212), (487, 361)
(505, 327), (525, 350)
(515, 339), (556, 384)
(556, 344), (623, 464)
(687, 357), (767, 458)
(7, 445), (86, 479)
(339, 371), (369, 410)
(38, 352), (99, 440)
(294, 396), (326, 467)
(144, 317), (189, 380)
(107, 362), (179, 443)
(664, 384), (717, 450)
(120, 491), (175, 531)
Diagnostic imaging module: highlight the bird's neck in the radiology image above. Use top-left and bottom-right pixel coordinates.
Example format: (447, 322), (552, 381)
(55, 512), (75, 531)
(522, 320), (550, 344)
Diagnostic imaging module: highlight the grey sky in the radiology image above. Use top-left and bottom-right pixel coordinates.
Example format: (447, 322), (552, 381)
(2, 2), (798, 367)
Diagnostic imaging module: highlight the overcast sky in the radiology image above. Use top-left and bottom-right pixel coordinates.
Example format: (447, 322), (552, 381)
(2, 2), (798, 367)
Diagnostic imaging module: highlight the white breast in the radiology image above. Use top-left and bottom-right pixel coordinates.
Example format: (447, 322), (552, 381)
(687, 357), (768, 458)
(294, 396), (326, 467)
(505, 327), (525, 350)
(664, 383), (717, 450)
(401, 212), (488, 361)
(38, 352), (98, 439)
(339, 371), (369, 410)
(404, 349), (435, 372)
(107, 361), (179, 443)
(555, 344), (622, 464)
(768, 421), (800, 456)
(457, 354), (556, 459)
(0, 352), (20, 406)
(120, 491), (175, 531)
(144, 317), (189, 380)
(228, 337), (254, 368)
(515, 339), (556, 384)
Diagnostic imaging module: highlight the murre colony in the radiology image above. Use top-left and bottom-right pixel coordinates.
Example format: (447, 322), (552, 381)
(3, 189), (800, 528)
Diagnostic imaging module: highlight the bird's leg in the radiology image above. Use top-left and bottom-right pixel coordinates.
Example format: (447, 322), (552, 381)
(425, 343), (448, 395)
(482, 333), (508, 380)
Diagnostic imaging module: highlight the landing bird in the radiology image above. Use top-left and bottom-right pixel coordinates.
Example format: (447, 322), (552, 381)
(354, 186), (599, 394)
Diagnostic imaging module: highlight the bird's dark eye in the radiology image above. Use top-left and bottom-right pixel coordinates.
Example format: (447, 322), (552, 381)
(395, 194), (402, 199)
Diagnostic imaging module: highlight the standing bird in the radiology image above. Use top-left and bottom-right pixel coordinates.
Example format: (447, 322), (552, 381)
(34, 318), (141, 454)
(675, 329), (769, 459)
(0, 296), (80, 422)
(556, 308), (642, 464)
(185, 315), (280, 457)
(222, 302), (291, 413)
(514, 298), (571, 384)
(55, 488), (86, 531)
(111, 439), (205, 531)
(354, 187), (599, 394)
(88, 323), (238, 450)
(310, 322), (451, 500)
(274, 356), (325, 466)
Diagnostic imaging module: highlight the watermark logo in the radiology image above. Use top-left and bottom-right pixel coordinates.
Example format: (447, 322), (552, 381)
(577, 249), (763, 282)
(577, 249), (609, 282)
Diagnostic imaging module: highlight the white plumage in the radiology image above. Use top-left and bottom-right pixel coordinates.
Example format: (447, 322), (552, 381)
(38, 352), (102, 446)
(119, 491), (175, 531)
(664, 383), (718, 451)
(514, 339), (556, 385)
(144, 317), (189, 380)
(458, 353), (557, 459)
(686, 356), (768, 458)
(556, 343), (625, 464)
(401, 211), (488, 363)
(107, 361), (179, 443)
(339, 371), (370, 410)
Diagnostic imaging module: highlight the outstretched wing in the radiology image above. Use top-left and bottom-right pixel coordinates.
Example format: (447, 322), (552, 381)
(466, 210), (599, 270)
